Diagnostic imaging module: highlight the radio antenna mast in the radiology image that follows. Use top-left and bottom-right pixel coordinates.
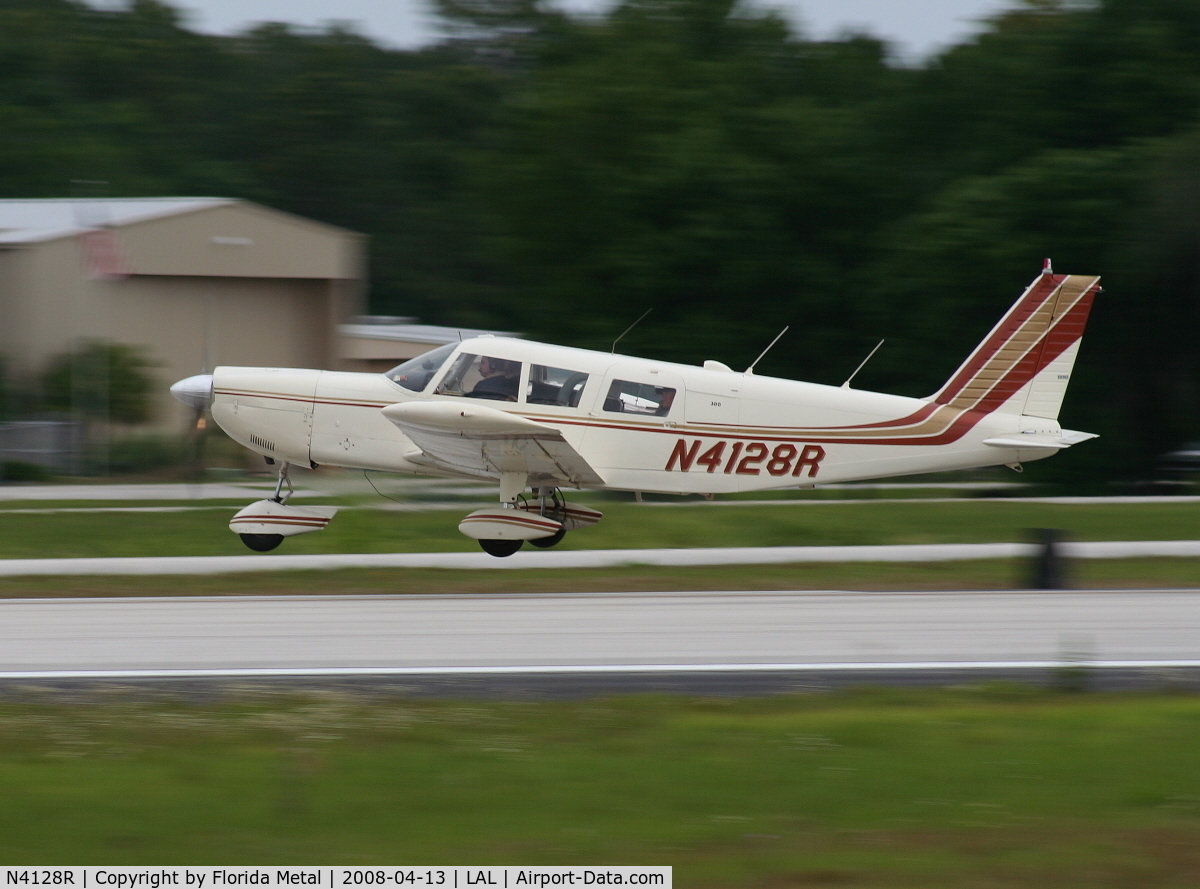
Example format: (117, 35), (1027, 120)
(841, 339), (885, 389)
(744, 326), (789, 375)
(611, 308), (652, 354)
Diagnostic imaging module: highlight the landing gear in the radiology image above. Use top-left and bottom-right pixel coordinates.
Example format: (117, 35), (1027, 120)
(525, 487), (568, 549)
(528, 527), (566, 548)
(239, 533), (284, 552)
(236, 464), (294, 552)
(457, 480), (601, 557)
(479, 538), (524, 557)
(270, 462), (294, 504)
(229, 462), (339, 552)
(479, 489), (568, 552)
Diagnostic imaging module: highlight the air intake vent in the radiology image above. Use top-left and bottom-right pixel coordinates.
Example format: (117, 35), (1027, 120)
(249, 433), (276, 452)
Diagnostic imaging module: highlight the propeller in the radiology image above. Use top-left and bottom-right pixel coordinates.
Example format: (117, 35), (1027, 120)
(170, 372), (214, 480)
(171, 284), (218, 476)
(169, 373), (214, 411)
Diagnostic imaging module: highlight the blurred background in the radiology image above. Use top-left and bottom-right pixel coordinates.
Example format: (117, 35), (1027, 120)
(6, 6), (1200, 879)
(1, 0), (1199, 490)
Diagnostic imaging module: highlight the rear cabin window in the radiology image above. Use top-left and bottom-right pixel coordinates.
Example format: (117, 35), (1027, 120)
(384, 343), (457, 392)
(527, 365), (589, 407)
(603, 380), (676, 417)
(434, 353), (524, 402)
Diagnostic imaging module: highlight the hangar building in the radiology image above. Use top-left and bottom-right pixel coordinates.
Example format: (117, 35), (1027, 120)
(0, 197), (365, 431)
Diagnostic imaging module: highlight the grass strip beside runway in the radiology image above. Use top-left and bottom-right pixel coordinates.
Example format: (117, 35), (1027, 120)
(1, 499), (1200, 559)
(0, 557), (1198, 597)
(2, 688), (1200, 887)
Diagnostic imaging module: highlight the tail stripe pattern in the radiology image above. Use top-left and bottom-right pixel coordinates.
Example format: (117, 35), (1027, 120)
(663, 272), (1100, 445)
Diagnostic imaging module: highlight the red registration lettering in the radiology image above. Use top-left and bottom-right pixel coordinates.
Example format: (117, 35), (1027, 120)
(736, 442), (769, 475)
(695, 441), (726, 473)
(791, 444), (826, 477)
(723, 442), (744, 473)
(766, 444), (797, 476)
(666, 438), (826, 479)
(665, 439), (700, 471)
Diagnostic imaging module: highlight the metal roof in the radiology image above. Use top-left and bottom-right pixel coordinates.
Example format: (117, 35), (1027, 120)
(0, 197), (233, 245)
(341, 322), (520, 345)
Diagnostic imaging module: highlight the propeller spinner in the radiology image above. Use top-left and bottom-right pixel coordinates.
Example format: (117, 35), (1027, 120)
(170, 373), (214, 410)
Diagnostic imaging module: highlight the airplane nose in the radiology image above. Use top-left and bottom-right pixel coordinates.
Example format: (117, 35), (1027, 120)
(170, 373), (214, 410)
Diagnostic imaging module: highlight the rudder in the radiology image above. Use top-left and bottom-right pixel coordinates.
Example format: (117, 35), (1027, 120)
(930, 266), (1100, 420)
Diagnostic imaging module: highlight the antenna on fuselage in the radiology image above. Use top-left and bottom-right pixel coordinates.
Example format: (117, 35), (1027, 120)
(611, 308), (653, 354)
(744, 326), (789, 375)
(840, 338), (885, 389)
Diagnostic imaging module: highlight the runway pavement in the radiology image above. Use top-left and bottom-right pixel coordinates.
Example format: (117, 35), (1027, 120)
(2, 589), (1199, 681)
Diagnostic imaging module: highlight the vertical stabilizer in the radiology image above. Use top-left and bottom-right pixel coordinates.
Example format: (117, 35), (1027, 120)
(930, 269), (1100, 420)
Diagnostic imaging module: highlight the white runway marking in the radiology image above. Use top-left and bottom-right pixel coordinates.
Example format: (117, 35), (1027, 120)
(3, 660), (1200, 681)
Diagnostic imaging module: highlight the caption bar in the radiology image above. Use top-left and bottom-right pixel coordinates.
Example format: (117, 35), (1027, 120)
(5, 869), (670, 889)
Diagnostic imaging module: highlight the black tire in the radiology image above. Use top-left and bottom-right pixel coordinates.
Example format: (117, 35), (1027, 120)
(240, 533), (284, 552)
(479, 538), (524, 557)
(528, 528), (566, 548)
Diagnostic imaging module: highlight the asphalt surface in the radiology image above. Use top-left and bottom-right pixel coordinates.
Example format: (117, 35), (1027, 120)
(3, 589), (1200, 680)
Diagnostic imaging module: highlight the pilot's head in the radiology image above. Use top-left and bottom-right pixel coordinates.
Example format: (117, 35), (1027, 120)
(480, 357), (518, 378)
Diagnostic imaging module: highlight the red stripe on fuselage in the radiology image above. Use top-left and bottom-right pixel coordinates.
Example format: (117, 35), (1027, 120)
(218, 282), (1094, 456)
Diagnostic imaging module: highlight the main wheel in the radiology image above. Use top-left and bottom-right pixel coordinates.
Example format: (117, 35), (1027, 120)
(479, 538), (523, 557)
(528, 528), (566, 548)
(240, 533), (284, 552)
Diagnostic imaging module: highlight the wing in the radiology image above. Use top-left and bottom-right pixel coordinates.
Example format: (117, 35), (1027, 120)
(381, 401), (606, 489)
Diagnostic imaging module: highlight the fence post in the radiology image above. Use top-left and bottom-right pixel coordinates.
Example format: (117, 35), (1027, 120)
(1027, 527), (1068, 590)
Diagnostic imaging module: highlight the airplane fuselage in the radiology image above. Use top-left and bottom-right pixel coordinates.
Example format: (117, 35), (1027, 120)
(174, 269), (1099, 554)
(210, 335), (1059, 495)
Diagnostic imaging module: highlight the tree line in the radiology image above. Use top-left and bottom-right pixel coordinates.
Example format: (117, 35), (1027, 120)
(4, 0), (1200, 484)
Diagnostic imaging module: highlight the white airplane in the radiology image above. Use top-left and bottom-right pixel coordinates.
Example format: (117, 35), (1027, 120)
(171, 264), (1100, 556)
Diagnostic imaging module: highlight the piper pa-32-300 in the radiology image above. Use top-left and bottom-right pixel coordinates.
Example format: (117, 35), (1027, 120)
(171, 263), (1100, 556)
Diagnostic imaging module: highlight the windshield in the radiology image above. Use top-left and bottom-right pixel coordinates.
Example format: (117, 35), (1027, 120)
(384, 343), (457, 392)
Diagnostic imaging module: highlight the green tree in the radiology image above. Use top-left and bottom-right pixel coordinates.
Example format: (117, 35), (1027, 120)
(9, 0), (1200, 486)
(41, 340), (158, 425)
(454, 0), (902, 378)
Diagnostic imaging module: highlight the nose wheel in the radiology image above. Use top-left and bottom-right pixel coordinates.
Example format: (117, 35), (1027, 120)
(239, 533), (284, 552)
(237, 464), (294, 552)
(230, 462), (339, 552)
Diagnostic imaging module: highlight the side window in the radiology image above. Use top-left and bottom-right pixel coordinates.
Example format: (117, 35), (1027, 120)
(384, 343), (457, 393)
(527, 365), (589, 407)
(603, 380), (676, 417)
(434, 353), (523, 402)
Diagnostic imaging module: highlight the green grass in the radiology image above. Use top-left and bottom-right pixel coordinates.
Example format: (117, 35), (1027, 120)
(0, 557), (1196, 598)
(2, 689), (1200, 886)
(0, 499), (1198, 559)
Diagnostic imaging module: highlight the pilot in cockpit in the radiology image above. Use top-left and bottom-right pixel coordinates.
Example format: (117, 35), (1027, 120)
(470, 356), (521, 401)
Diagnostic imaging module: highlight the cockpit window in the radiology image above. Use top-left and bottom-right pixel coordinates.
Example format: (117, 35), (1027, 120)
(384, 343), (457, 393)
(434, 353), (523, 402)
(527, 365), (589, 407)
(603, 380), (676, 416)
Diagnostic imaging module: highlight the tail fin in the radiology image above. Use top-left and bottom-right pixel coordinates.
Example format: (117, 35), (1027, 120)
(930, 267), (1100, 420)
